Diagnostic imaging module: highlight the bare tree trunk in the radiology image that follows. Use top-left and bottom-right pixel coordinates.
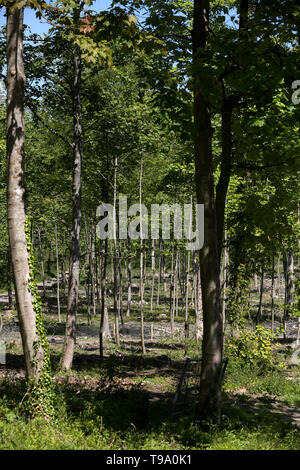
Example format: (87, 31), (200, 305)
(6, 6), (48, 383)
(221, 227), (228, 331)
(54, 220), (61, 323)
(61, 38), (83, 370)
(61, 231), (67, 298)
(91, 222), (96, 317)
(126, 236), (132, 317)
(162, 241), (167, 294)
(255, 265), (264, 325)
(174, 247), (180, 318)
(277, 253), (281, 298)
(156, 240), (162, 306)
(193, 0), (223, 420)
(286, 252), (294, 315)
(271, 255), (275, 334)
(37, 226), (46, 300)
(195, 261), (202, 343)
(116, 237), (124, 326)
(185, 249), (191, 339)
(99, 239), (110, 358)
(170, 245), (175, 339)
(113, 157), (120, 347)
(139, 157), (146, 354)
(150, 257), (155, 313)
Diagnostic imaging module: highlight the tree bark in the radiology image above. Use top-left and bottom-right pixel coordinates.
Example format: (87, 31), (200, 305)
(193, 0), (223, 420)
(54, 220), (61, 323)
(139, 156), (146, 354)
(286, 252), (294, 315)
(61, 39), (83, 370)
(99, 239), (110, 358)
(6, 6), (45, 380)
(126, 236), (132, 316)
(271, 256), (275, 334)
(7, 247), (13, 309)
(255, 265), (264, 325)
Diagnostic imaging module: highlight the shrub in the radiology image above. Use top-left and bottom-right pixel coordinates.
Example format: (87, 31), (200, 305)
(226, 325), (278, 370)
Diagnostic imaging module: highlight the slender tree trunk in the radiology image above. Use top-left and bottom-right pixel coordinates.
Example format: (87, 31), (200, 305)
(175, 248), (179, 319)
(99, 239), (110, 358)
(170, 245), (175, 339)
(54, 220), (61, 323)
(162, 242), (167, 294)
(116, 237), (124, 326)
(90, 222), (96, 317)
(150, 260), (155, 313)
(47, 246), (51, 275)
(113, 157), (120, 347)
(37, 227), (46, 300)
(185, 250), (191, 339)
(286, 252), (294, 315)
(193, 0), (223, 420)
(61, 231), (67, 298)
(277, 253), (281, 297)
(156, 240), (162, 305)
(139, 157), (146, 354)
(215, 0), (247, 264)
(61, 39), (83, 370)
(256, 265), (264, 325)
(126, 236), (132, 316)
(270, 256), (275, 334)
(185, 196), (193, 337)
(221, 227), (228, 332)
(195, 261), (202, 343)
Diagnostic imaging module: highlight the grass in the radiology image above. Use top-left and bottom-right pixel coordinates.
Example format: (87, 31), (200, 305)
(1, 278), (300, 450)
(0, 374), (299, 451)
(0, 327), (300, 450)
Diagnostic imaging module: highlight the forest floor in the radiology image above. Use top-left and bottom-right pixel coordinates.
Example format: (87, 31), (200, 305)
(0, 280), (299, 450)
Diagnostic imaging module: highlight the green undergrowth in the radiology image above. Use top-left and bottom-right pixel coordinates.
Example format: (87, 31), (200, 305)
(0, 348), (299, 450)
(1, 318), (299, 449)
(0, 378), (299, 450)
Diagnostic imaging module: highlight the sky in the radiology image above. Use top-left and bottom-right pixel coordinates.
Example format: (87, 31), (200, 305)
(0, 1), (114, 35)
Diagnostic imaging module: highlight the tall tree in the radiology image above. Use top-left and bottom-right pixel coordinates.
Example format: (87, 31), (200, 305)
(6, 2), (54, 419)
(192, 0), (223, 420)
(61, 24), (83, 370)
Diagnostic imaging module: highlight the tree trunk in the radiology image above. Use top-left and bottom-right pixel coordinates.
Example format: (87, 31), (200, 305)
(6, 6), (49, 385)
(61, 40), (83, 370)
(126, 236), (132, 316)
(54, 220), (61, 323)
(139, 156), (146, 354)
(195, 261), (202, 344)
(90, 222), (96, 317)
(193, 0), (223, 420)
(113, 157), (120, 347)
(215, 0), (248, 264)
(99, 239), (111, 358)
(37, 226), (46, 300)
(286, 252), (294, 315)
(271, 256), (275, 334)
(255, 265), (264, 325)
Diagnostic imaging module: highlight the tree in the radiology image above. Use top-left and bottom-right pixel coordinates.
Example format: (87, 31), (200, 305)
(6, 2), (54, 419)
(192, 0), (223, 421)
